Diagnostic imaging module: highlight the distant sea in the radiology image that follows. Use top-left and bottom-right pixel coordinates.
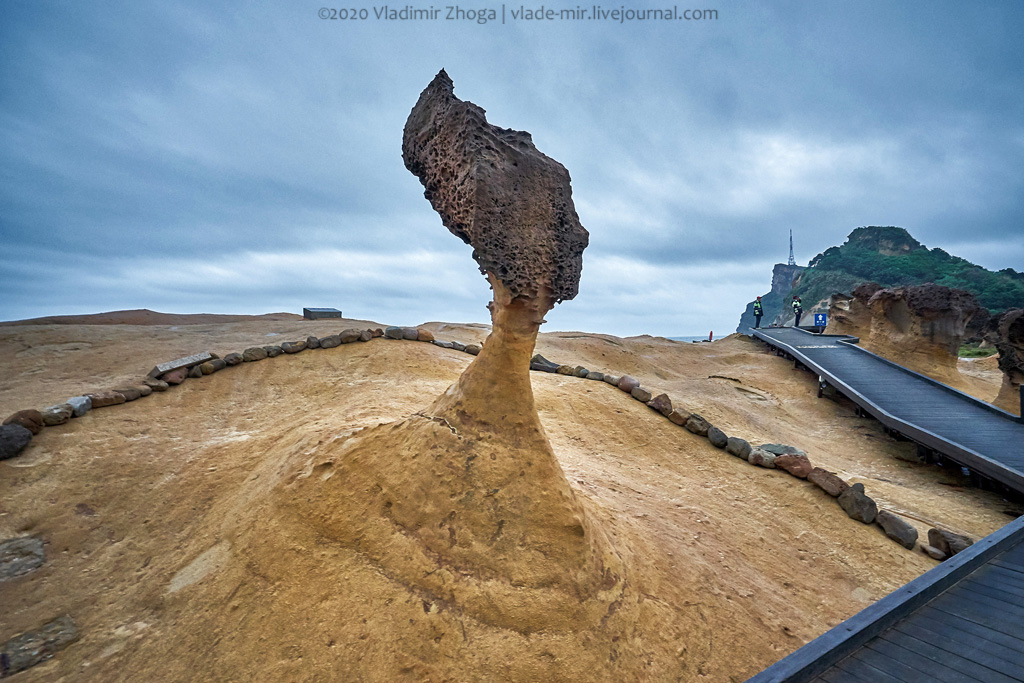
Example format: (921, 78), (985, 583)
(668, 335), (715, 343)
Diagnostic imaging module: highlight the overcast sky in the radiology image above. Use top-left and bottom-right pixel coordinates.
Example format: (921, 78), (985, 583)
(2, 1), (1022, 336)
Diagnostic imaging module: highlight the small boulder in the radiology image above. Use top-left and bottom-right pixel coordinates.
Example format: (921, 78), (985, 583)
(188, 365), (203, 379)
(617, 375), (640, 393)
(263, 345), (284, 358)
(748, 447), (777, 468)
(41, 404), (73, 426)
(556, 365), (575, 376)
(281, 341), (307, 354)
(573, 366), (590, 378)
(359, 329), (373, 342)
(647, 393), (673, 417)
(384, 326), (404, 339)
(402, 327), (419, 341)
(113, 387), (143, 402)
(242, 347), (269, 362)
(464, 344), (481, 356)
(3, 410), (44, 436)
(807, 468), (849, 497)
(667, 410), (688, 426)
(586, 371), (605, 381)
(530, 354), (558, 372)
(774, 454), (813, 479)
(200, 359), (228, 375)
(306, 336), (321, 349)
(927, 528), (974, 557)
(684, 414), (711, 436)
(631, 387), (653, 403)
(87, 391), (127, 408)
(0, 614), (78, 676)
(451, 341), (467, 352)
(603, 374), (620, 386)
(877, 510), (918, 549)
(922, 544), (948, 561)
(371, 328), (384, 338)
(0, 536), (45, 580)
(725, 437), (751, 459)
(417, 329), (435, 342)
(760, 444), (808, 457)
(66, 396), (92, 415)
(223, 353), (244, 366)
(340, 328), (362, 344)
(433, 340), (454, 349)
(707, 426), (728, 449)
(162, 367), (189, 385)
(319, 335), (341, 349)
(838, 483), (877, 524)
(0, 424), (33, 461)
(142, 378), (169, 392)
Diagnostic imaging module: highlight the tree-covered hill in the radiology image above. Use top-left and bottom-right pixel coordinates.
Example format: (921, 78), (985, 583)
(738, 226), (1024, 331)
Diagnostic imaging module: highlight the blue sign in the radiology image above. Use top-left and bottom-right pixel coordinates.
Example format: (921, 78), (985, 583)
(814, 313), (827, 327)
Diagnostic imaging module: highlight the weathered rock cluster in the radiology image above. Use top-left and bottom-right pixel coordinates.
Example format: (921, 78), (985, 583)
(982, 308), (1024, 415)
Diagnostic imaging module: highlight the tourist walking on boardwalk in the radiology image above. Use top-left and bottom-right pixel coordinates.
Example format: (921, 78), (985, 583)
(792, 296), (803, 327)
(752, 296), (764, 329)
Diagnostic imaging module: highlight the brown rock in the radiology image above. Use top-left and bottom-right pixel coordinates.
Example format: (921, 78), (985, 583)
(927, 528), (974, 557)
(838, 483), (877, 524)
(748, 448), (776, 468)
(617, 375), (640, 393)
(188, 365), (203, 379)
(876, 509), (918, 549)
(630, 387), (652, 403)
(556, 365), (575, 376)
(281, 341), (307, 354)
(371, 328), (384, 338)
(774, 454), (813, 478)
(306, 335), (322, 349)
(359, 329), (373, 342)
(684, 414), (711, 436)
(667, 409), (688, 426)
(87, 391), (127, 408)
(319, 335), (341, 349)
(922, 544), (948, 561)
(113, 387), (142, 402)
(646, 393), (673, 417)
(223, 353), (243, 366)
(263, 345), (284, 358)
(340, 328), (362, 344)
(464, 344), (481, 356)
(828, 281), (981, 386)
(807, 467), (849, 497)
(3, 410), (44, 435)
(143, 378), (170, 392)
(603, 374), (620, 386)
(162, 367), (189, 385)
(417, 328), (435, 342)
(573, 366), (589, 378)
(982, 308), (1024, 415)
(41, 404), (74, 426)
(402, 69), (588, 304)
(200, 359), (227, 375)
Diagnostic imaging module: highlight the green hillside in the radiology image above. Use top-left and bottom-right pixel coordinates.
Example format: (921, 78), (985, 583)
(738, 226), (1024, 331)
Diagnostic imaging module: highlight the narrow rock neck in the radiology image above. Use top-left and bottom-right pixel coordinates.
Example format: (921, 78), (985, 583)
(430, 274), (553, 433)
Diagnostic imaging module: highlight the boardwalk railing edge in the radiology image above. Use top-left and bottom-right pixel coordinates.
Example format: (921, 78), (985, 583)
(752, 328), (1024, 492)
(745, 513), (1024, 683)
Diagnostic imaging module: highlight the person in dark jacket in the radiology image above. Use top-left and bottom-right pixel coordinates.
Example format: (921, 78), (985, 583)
(792, 296), (803, 327)
(752, 296), (764, 329)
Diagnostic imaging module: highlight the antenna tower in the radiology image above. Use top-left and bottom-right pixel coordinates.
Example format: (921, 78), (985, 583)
(788, 230), (795, 266)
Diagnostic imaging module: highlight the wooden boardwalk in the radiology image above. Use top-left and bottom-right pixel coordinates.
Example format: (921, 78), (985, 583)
(748, 326), (1024, 682)
(752, 327), (1024, 494)
(748, 514), (1024, 682)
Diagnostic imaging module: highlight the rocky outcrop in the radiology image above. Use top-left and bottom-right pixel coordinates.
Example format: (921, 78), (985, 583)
(402, 69), (588, 304)
(279, 71), (621, 640)
(827, 282), (981, 386)
(736, 263), (806, 332)
(983, 308), (1024, 415)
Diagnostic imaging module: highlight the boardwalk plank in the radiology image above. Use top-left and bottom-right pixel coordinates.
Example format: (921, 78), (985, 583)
(894, 620), (1024, 680)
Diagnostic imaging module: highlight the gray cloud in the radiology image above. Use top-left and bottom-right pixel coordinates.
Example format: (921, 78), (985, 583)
(2, 1), (1022, 336)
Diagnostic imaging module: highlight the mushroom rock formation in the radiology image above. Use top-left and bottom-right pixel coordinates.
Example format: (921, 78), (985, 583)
(828, 283), (979, 386)
(983, 308), (1024, 415)
(281, 70), (623, 640)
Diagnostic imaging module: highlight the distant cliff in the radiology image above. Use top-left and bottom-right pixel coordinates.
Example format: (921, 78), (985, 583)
(737, 226), (1024, 332)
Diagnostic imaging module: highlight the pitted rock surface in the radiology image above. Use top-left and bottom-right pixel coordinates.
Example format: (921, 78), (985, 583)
(402, 70), (589, 303)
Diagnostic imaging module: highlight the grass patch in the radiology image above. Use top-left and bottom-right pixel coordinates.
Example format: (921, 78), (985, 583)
(959, 343), (997, 358)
